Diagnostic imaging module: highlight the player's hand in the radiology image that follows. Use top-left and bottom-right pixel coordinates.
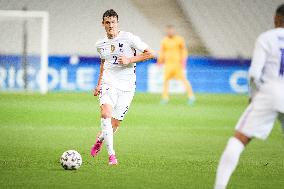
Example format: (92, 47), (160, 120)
(118, 55), (131, 65)
(93, 85), (101, 96)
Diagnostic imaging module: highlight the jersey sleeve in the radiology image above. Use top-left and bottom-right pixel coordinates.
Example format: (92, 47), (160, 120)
(130, 33), (148, 52)
(95, 42), (104, 59)
(249, 34), (268, 82)
(97, 48), (103, 59)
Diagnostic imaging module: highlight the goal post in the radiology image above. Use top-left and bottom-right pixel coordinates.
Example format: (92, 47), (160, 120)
(0, 10), (49, 94)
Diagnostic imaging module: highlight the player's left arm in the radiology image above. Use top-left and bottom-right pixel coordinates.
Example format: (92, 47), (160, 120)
(118, 33), (155, 65)
(118, 48), (154, 64)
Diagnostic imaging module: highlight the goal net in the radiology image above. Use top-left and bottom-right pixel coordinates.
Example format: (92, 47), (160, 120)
(0, 10), (49, 94)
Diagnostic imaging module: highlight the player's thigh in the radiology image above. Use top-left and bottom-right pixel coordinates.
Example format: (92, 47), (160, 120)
(236, 93), (278, 140)
(164, 66), (177, 81)
(100, 104), (113, 118)
(164, 70), (174, 81)
(112, 90), (135, 121)
(99, 84), (118, 115)
(174, 69), (186, 80)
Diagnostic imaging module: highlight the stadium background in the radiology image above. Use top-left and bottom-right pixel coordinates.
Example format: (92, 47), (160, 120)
(1, 1), (284, 189)
(0, 0), (282, 94)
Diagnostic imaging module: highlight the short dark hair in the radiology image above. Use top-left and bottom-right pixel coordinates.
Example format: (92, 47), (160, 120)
(102, 9), (118, 21)
(276, 4), (284, 16)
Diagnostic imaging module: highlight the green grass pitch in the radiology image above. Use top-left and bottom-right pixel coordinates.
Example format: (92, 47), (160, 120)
(0, 93), (283, 189)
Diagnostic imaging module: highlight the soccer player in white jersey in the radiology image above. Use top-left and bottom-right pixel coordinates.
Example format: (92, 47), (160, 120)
(214, 4), (284, 189)
(90, 9), (154, 165)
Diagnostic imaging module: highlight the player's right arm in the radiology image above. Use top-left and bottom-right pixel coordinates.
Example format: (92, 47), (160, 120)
(93, 59), (105, 96)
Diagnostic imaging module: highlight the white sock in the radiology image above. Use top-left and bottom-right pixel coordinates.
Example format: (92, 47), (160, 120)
(98, 127), (119, 141)
(101, 118), (115, 156)
(214, 137), (245, 189)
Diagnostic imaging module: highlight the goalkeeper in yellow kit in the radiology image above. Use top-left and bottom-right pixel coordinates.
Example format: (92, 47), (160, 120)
(157, 25), (195, 105)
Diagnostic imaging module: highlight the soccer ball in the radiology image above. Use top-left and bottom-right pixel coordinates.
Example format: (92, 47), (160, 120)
(60, 150), (82, 170)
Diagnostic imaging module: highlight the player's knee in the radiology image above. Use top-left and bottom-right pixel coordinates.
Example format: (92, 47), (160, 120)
(100, 104), (112, 118)
(101, 110), (111, 119)
(234, 131), (251, 145)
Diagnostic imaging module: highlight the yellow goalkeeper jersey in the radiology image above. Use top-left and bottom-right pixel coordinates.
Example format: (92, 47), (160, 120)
(158, 35), (188, 70)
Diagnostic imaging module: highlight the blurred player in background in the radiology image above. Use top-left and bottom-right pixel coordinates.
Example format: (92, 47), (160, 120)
(157, 25), (195, 105)
(90, 9), (154, 165)
(214, 4), (284, 189)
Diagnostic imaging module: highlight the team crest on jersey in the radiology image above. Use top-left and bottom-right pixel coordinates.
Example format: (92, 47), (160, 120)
(111, 45), (115, 52)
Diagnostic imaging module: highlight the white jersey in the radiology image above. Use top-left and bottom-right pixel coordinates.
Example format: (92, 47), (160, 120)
(96, 31), (148, 91)
(249, 28), (284, 84)
(235, 28), (284, 140)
